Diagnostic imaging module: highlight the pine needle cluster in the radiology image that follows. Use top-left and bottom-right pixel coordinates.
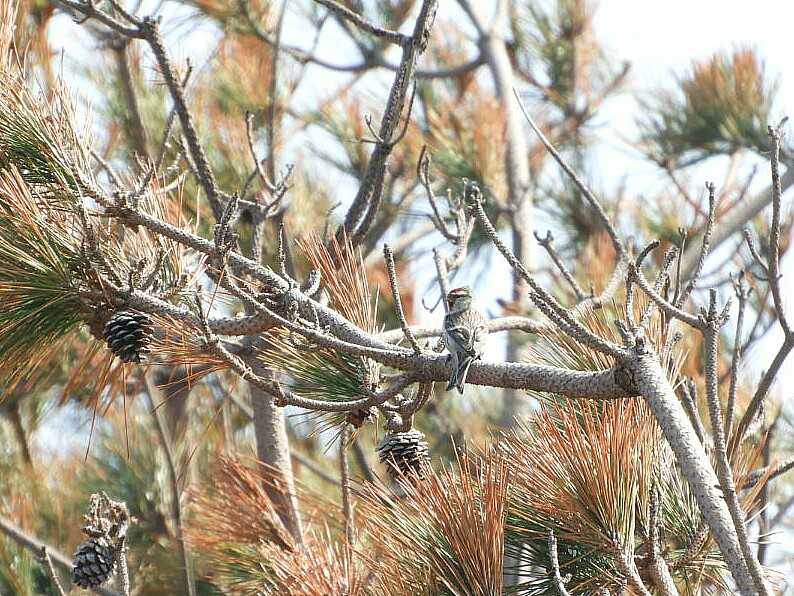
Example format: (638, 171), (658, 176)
(0, 167), (93, 389)
(639, 48), (779, 167)
(358, 448), (509, 596)
(258, 233), (380, 438)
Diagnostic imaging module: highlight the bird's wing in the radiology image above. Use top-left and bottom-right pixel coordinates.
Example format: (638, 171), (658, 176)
(446, 325), (478, 356)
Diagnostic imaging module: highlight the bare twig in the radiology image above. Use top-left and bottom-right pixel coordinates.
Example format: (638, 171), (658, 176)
(418, 147), (455, 241)
(679, 166), (794, 281)
(90, 148), (122, 188)
(433, 248), (452, 312)
(56, 0), (143, 38)
(743, 228), (771, 280)
(766, 121), (790, 335)
(471, 196), (627, 359)
(144, 376), (196, 596)
(245, 111), (277, 193)
(117, 536), (130, 596)
(243, 3), (482, 80)
(336, 0), (437, 247)
(677, 182), (718, 306)
(40, 547), (67, 596)
(726, 273), (750, 437)
(312, 0), (409, 46)
(639, 245), (678, 327)
(741, 455), (794, 491)
(680, 378), (705, 445)
(535, 230), (587, 301)
(547, 530), (571, 596)
(339, 425), (355, 546)
(701, 291), (772, 596)
(628, 262), (702, 329)
(758, 413), (778, 565)
(383, 244), (421, 353)
(513, 89), (625, 260)
(672, 227), (687, 305)
(140, 17), (224, 220)
(645, 486), (677, 596)
(730, 335), (794, 457)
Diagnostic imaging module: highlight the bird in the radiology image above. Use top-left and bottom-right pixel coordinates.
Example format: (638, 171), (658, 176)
(442, 286), (487, 394)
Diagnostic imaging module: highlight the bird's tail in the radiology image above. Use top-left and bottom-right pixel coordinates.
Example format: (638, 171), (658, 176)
(453, 356), (475, 395)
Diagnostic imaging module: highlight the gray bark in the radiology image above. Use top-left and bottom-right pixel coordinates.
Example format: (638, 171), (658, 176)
(618, 349), (756, 595)
(477, 10), (534, 584)
(461, 1), (533, 429)
(251, 381), (304, 544)
(679, 165), (794, 279)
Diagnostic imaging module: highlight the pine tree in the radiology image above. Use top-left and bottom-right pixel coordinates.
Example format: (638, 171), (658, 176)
(0, 1), (792, 595)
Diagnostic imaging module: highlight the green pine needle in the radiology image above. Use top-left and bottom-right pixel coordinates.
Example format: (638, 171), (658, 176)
(639, 48), (778, 167)
(0, 79), (93, 206)
(257, 329), (372, 438)
(0, 168), (88, 387)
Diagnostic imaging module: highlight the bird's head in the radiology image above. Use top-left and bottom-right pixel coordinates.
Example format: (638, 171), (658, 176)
(447, 286), (472, 311)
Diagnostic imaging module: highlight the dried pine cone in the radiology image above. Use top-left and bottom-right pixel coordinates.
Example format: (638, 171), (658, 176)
(377, 429), (430, 481)
(71, 537), (116, 588)
(103, 309), (154, 363)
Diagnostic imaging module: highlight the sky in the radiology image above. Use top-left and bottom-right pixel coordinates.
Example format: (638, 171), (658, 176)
(593, 0), (794, 187)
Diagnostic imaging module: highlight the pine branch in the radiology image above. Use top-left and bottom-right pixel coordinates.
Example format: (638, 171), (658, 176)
(701, 291), (772, 595)
(336, 0), (437, 246)
(312, 0), (408, 46)
(617, 340), (756, 595)
(0, 516), (120, 596)
(144, 376), (197, 596)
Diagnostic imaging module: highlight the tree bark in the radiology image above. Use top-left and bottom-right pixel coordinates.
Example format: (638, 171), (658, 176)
(465, 2), (533, 585)
(250, 374), (304, 545)
(618, 348), (756, 595)
(679, 165), (794, 279)
(468, 2), (533, 427)
(6, 399), (33, 468)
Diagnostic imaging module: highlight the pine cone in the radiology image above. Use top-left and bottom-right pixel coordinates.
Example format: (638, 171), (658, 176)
(377, 429), (430, 481)
(71, 537), (116, 588)
(103, 309), (154, 363)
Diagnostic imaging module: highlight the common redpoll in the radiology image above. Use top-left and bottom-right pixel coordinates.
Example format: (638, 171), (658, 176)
(442, 286), (487, 394)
